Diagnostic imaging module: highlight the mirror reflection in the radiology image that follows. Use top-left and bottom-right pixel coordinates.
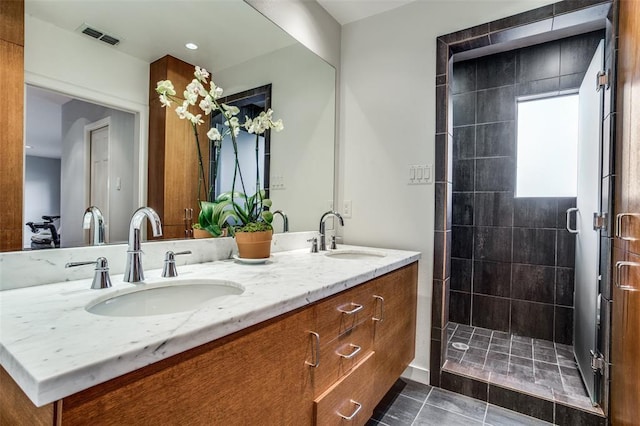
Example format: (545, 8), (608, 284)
(22, 0), (336, 249)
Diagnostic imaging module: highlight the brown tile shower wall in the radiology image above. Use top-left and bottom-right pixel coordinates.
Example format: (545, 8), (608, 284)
(447, 30), (604, 345)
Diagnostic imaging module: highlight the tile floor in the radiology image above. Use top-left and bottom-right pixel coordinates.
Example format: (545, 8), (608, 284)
(442, 322), (595, 412)
(367, 378), (553, 425)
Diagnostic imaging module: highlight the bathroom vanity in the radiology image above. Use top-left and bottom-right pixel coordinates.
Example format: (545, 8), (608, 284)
(0, 245), (419, 425)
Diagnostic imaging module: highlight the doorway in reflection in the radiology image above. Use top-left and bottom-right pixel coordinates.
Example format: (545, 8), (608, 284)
(24, 85), (137, 249)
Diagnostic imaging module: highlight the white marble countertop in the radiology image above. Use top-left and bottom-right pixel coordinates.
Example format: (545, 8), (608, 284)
(0, 245), (420, 407)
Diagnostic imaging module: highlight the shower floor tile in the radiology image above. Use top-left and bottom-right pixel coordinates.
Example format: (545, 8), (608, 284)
(443, 322), (600, 415)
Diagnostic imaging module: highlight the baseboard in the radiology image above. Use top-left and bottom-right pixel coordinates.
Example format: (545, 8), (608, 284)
(401, 363), (430, 385)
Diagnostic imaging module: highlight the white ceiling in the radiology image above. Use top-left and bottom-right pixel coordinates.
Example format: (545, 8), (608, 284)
(25, 0), (297, 73)
(316, 0), (416, 25)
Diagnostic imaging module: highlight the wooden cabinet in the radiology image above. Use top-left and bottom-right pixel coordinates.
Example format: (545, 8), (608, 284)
(148, 55), (210, 240)
(0, 262), (418, 425)
(372, 262), (418, 403)
(0, 0), (24, 251)
(612, 0), (640, 423)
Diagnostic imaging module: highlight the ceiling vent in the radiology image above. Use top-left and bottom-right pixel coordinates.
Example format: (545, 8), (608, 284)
(77, 23), (121, 46)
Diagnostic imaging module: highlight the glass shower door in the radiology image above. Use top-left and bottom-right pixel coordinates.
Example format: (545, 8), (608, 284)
(573, 39), (604, 405)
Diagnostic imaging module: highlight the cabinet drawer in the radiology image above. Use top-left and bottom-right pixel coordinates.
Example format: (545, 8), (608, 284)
(313, 283), (375, 343)
(314, 351), (376, 426)
(313, 320), (373, 395)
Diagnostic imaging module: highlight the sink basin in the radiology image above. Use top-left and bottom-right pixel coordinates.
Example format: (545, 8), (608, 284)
(324, 249), (387, 260)
(86, 279), (244, 317)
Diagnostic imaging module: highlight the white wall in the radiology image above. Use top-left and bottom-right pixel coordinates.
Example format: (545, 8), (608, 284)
(60, 101), (135, 247)
(340, 0), (556, 383)
(216, 43), (335, 232)
(23, 156), (61, 248)
(244, 0), (341, 68)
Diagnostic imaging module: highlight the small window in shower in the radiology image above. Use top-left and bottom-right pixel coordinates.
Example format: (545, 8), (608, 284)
(515, 94), (579, 197)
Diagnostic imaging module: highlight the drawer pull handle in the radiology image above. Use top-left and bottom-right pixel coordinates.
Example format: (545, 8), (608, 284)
(305, 331), (321, 368)
(338, 400), (362, 421)
(616, 213), (640, 241)
(337, 344), (361, 359)
(338, 303), (364, 315)
(615, 261), (640, 291)
(373, 295), (385, 322)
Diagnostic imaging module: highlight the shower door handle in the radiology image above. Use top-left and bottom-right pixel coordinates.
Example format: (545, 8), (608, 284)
(566, 208), (579, 234)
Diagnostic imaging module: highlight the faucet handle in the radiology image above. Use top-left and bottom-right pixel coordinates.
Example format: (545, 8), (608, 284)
(330, 235), (338, 250)
(66, 257), (112, 290)
(162, 250), (192, 278)
(307, 237), (318, 253)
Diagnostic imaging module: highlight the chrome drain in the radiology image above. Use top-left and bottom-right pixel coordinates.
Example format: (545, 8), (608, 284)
(452, 342), (470, 351)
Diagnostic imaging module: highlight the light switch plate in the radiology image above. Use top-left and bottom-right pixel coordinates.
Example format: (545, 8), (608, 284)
(408, 164), (433, 185)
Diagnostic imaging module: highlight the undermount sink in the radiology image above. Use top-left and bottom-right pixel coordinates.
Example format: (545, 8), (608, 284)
(86, 279), (244, 317)
(324, 249), (387, 260)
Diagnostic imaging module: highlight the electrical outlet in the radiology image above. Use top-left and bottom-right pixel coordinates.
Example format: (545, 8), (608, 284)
(343, 200), (352, 218)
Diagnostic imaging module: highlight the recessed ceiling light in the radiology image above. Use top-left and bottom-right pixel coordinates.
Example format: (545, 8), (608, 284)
(185, 42), (198, 50)
(25, 145), (32, 149)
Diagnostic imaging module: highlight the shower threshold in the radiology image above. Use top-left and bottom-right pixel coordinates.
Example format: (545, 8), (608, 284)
(442, 322), (605, 418)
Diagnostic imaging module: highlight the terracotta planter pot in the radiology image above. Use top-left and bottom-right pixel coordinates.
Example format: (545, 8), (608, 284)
(235, 230), (273, 259)
(193, 228), (212, 239)
(193, 228), (228, 239)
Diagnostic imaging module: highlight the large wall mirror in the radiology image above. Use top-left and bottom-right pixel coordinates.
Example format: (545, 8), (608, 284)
(22, 0), (335, 250)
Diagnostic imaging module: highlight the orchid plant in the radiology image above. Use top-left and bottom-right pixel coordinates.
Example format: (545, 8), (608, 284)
(156, 66), (283, 235)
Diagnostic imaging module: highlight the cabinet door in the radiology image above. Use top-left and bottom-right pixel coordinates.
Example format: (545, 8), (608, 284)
(60, 308), (315, 425)
(371, 263), (418, 402)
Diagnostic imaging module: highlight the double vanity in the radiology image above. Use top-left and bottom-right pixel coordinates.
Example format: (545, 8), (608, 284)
(0, 235), (419, 425)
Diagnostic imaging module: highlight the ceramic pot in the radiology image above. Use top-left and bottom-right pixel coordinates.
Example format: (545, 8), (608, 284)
(235, 230), (273, 259)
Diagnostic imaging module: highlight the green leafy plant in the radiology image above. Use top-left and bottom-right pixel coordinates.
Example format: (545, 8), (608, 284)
(196, 193), (238, 237)
(156, 66), (283, 235)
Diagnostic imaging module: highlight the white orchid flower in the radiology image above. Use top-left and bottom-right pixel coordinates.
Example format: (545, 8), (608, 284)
(175, 101), (189, 119)
(159, 94), (172, 108)
(183, 90), (198, 106)
(199, 95), (216, 115)
(187, 79), (207, 97)
(221, 103), (240, 116)
(210, 82), (224, 100)
(272, 119), (284, 132)
(207, 127), (222, 141)
(225, 117), (240, 137)
(225, 116), (239, 128)
(156, 80), (176, 96)
(194, 66), (209, 83)
(244, 116), (255, 133)
(189, 113), (204, 125)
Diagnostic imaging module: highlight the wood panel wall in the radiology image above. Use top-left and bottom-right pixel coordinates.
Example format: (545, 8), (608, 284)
(0, 0), (24, 251)
(611, 0), (640, 424)
(148, 55), (210, 239)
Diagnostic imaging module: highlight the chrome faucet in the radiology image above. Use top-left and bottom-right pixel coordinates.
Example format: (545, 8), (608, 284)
(273, 210), (289, 233)
(124, 207), (163, 283)
(83, 206), (106, 245)
(319, 211), (344, 251)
